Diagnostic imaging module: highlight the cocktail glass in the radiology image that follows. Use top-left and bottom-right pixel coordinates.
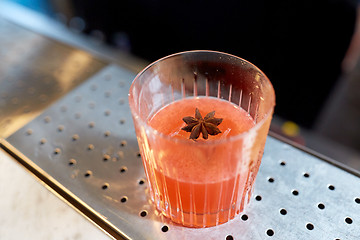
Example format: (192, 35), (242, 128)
(129, 50), (275, 227)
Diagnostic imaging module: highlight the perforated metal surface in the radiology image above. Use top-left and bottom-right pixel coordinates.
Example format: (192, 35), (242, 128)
(2, 65), (360, 240)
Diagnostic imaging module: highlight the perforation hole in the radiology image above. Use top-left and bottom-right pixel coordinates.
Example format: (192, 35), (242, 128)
(60, 106), (67, 112)
(318, 203), (325, 210)
(119, 119), (125, 125)
(57, 125), (64, 132)
(139, 179), (145, 185)
(328, 185), (335, 191)
(140, 210), (147, 217)
(104, 74), (112, 81)
(102, 183), (109, 190)
(241, 214), (248, 221)
(88, 122), (95, 128)
(88, 102), (96, 109)
(104, 131), (111, 137)
(120, 140), (127, 147)
(266, 229), (274, 236)
(355, 198), (360, 204)
(103, 154), (110, 162)
(120, 166), (127, 173)
(117, 151), (124, 160)
(303, 172), (310, 178)
(292, 190), (299, 196)
(161, 225), (169, 232)
(87, 144), (95, 150)
(74, 113), (81, 119)
(40, 138), (47, 145)
(54, 148), (61, 155)
(268, 177), (275, 183)
(23, 107), (31, 114)
(26, 129), (33, 135)
(72, 134), (79, 141)
(90, 84), (97, 91)
(105, 91), (111, 98)
(120, 196), (127, 203)
(225, 235), (234, 240)
(280, 161), (286, 166)
(306, 223), (314, 230)
(84, 171), (92, 178)
(255, 195), (262, 201)
(345, 217), (353, 224)
(104, 110), (111, 116)
(27, 87), (35, 94)
(68, 159), (76, 166)
(39, 94), (48, 102)
(75, 96), (82, 102)
(280, 209), (287, 215)
(44, 116), (51, 123)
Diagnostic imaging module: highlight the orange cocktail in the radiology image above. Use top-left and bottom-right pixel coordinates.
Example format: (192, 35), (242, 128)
(148, 97), (255, 226)
(129, 50), (275, 227)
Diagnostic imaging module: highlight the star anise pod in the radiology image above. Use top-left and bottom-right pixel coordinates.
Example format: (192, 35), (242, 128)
(181, 108), (223, 140)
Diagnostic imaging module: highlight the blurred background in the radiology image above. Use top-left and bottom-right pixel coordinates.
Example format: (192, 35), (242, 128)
(0, 0), (360, 169)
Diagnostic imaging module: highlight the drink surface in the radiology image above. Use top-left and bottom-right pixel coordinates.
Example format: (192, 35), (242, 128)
(148, 96), (255, 140)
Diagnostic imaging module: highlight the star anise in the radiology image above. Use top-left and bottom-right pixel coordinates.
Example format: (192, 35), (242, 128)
(181, 108), (223, 140)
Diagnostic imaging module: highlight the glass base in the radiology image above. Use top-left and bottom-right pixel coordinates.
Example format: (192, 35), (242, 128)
(163, 206), (243, 228)
(154, 192), (252, 228)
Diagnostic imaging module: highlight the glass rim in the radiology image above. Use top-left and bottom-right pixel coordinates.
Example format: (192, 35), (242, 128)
(129, 50), (275, 145)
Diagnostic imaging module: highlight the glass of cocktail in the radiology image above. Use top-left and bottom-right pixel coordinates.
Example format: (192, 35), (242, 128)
(129, 50), (275, 227)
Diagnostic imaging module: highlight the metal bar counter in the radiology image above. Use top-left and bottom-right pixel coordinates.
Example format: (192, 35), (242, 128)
(1, 64), (360, 239)
(0, 3), (360, 239)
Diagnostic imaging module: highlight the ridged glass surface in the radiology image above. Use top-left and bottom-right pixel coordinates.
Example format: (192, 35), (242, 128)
(129, 51), (275, 227)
